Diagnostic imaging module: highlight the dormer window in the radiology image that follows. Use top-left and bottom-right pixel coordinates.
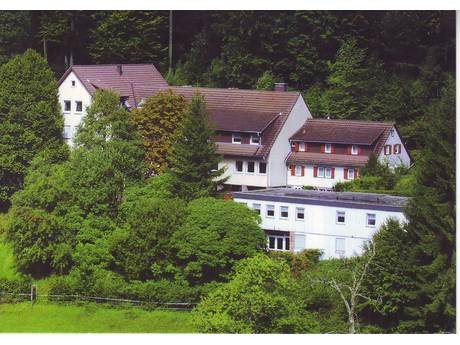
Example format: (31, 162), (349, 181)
(325, 143), (332, 154)
(299, 142), (306, 152)
(351, 145), (358, 155)
(232, 134), (242, 144)
(250, 135), (260, 145)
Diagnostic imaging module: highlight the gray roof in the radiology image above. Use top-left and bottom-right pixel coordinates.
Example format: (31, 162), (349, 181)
(233, 188), (410, 212)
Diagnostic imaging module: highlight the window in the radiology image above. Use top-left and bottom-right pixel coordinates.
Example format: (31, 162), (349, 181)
(336, 211), (346, 224)
(268, 235), (290, 251)
(393, 144), (401, 154)
(266, 205), (275, 217)
(71, 80), (76, 87)
(348, 168), (355, 180)
(236, 160), (243, 172)
(325, 143), (332, 153)
(318, 167), (325, 178)
(384, 145), (392, 155)
(351, 145), (358, 155)
(247, 161), (255, 173)
(63, 125), (72, 139)
(299, 142), (306, 151)
(259, 162), (267, 174)
(295, 165), (302, 177)
(280, 206), (289, 219)
(232, 134), (242, 144)
(250, 135), (260, 145)
(211, 163), (219, 171)
(335, 238), (345, 254)
(64, 100), (71, 112)
(325, 167), (332, 179)
(252, 203), (261, 215)
(366, 213), (376, 227)
(75, 101), (83, 112)
(296, 207), (305, 220)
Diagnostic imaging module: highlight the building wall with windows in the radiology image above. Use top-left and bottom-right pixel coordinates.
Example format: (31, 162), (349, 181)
(58, 71), (92, 146)
(378, 129), (411, 167)
(287, 165), (358, 189)
(234, 190), (407, 258)
(219, 158), (268, 188)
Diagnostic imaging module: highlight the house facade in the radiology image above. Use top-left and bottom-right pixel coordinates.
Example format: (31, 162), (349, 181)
(286, 119), (411, 189)
(233, 188), (408, 258)
(169, 85), (312, 190)
(58, 64), (168, 145)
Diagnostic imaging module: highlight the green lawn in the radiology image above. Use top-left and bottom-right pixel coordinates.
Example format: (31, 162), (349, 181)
(0, 302), (196, 333)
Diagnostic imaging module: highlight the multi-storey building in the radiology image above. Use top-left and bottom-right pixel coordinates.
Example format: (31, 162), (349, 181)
(286, 119), (411, 189)
(233, 188), (408, 258)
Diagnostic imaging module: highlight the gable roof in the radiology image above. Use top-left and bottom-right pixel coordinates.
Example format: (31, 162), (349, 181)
(169, 86), (301, 157)
(290, 119), (394, 147)
(58, 64), (168, 107)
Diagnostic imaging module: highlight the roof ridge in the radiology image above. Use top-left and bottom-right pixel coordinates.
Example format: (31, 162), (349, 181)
(308, 118), (395, 125)
(170, 85), (300, 96)
(72, 63), (158, 67)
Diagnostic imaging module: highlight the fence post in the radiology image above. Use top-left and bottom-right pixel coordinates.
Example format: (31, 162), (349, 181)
(31, 285), (37, 305)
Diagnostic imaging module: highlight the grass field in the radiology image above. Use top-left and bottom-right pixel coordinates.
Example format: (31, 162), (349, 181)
(0, 302), (196, 333)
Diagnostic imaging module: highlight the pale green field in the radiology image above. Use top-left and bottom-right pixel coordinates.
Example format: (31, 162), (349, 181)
(0, 302), (196, 333)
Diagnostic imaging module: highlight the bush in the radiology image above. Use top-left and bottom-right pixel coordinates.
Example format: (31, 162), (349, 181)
(0, 276), (33, 302)
(269, 249), (322, 276)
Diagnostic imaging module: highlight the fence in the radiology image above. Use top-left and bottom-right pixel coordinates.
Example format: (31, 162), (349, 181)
(0, 285), (196, 310)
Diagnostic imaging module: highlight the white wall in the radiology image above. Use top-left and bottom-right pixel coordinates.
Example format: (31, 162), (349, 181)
(234, 197), (406, 259)
(58, 71), (93, 146)
(287, 165), (356, 189)
(219, 158), (268, 187)
(378, 128), (411, 167)
(267, 95), (312, 187)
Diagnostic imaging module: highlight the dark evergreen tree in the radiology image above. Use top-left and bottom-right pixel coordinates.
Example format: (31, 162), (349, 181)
(168, 94), (226, 201)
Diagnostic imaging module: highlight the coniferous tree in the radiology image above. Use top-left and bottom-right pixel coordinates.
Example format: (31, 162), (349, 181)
(168, 93), (226, 201)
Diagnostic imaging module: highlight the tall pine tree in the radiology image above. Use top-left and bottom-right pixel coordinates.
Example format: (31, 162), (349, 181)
(168, 93), (226, 201)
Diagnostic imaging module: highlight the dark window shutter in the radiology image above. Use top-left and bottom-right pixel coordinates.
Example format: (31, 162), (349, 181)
(301, 166), (305, 176)
(295, 142), (299, 152)
(320, 145), (325, 153)
(331, 167), (335, 179)
(344, 168), (348, 179)
(290, 165), (295, 176)
(348, 146), (352, 155)
(313, 166), (318, 177)
(355, 168), (360, 178)
(358, 147), (363, 155)
(331, 145), (335, 154)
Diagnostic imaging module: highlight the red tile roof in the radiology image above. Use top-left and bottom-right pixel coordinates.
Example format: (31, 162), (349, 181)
(286, 151), (369, 167)
(291, 119), (394, 146)
(58, 64), (168, 107)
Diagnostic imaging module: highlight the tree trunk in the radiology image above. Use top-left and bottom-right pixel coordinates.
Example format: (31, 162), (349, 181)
(43, 39), (47, 60)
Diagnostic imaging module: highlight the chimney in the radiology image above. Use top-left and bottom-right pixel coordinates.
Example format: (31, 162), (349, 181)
(117, 64), (123, 76)
(274, 82), (288, 92)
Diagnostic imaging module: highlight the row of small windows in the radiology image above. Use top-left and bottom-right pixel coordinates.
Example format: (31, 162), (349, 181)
(235, 160), (267, 174)
(384, 144), (402, 155)
(232, 134), (261, 145)
(250, 203), (376, 227)
(289, 166), (358, 180)
(63, 100), (83, 113)
(267, 234), (348, 254)
(291, 142), (361, 155)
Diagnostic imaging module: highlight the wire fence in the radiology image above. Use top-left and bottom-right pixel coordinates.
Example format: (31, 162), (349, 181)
(0, 287), (197, 311)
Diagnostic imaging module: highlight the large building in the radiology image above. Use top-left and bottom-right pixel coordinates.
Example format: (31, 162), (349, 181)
(233, 188), (408, 258)
(286, 119), (411, 189)
(58, 64), (168, 145)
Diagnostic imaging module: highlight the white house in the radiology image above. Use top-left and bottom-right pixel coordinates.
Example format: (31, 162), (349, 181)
(58, 64), (168, 145)
(233, 188), (408, 258)
(169, 83), (312, 190)
(286, 119), (411, 190)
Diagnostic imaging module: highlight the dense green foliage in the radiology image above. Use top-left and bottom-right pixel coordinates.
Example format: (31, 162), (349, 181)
(168, 94), (227, 201)
(0, 50), (64, 211)
(132, 90), (187, 175)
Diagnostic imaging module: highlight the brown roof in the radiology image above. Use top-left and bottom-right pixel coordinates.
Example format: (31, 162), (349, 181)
(58, 64), (168, 107)
(287, 152), (369, 167)
(216, 143), (264, 158)
(169, 86), (301, 157)
(291, 119), (394, 146)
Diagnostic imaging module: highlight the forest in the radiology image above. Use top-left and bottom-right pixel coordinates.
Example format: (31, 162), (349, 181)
(0, 10), (456, 334)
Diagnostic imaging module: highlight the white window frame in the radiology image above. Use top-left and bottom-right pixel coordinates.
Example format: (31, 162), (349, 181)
(318, 167), (325, 178)
(384, 145), (391, 155)
(258, 162), (267, 175)
(335, 238), (346, 254)
(63, 125), (72, 139)
(235, 160), (243, 173)
(348, 168), (355, 180)
(232, 134), (242, 144)
(351, 145), (358, 155)
(250, 135), (261, 145)
(296, 207), (305, 221)
(280, 206), (289, 219)
(393, 144), (401, 154)
(325, 143), (332, 153)
(75, 101), (83, 113)
(268, 235), (290, 251)
(266, 205), (275, 218)
(366, 213), (376, 227)
(295, 165), (302, 177)
(252, 203), (261, 215)
(336, 211), (346, 224)
(63, 100), (71, 113)
(299, 142), (306, 152)
(325, 167), (332, 179)
(247, 161), (255, 174)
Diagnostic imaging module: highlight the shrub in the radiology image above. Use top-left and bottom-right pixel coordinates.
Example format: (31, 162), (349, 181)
(269, 249), (322, 276)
